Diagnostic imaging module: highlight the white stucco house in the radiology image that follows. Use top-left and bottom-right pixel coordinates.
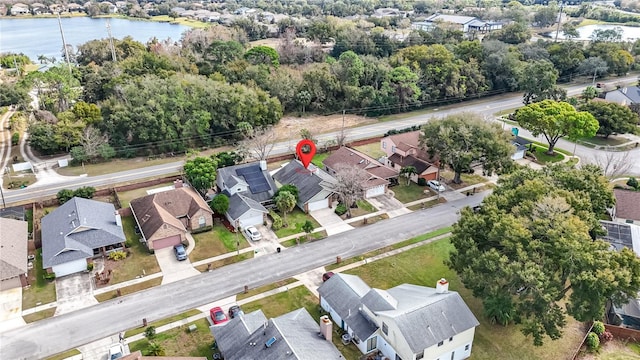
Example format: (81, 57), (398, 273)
(319, 274), (479, 360)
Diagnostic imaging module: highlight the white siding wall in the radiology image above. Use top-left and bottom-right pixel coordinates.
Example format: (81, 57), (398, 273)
(366, 185), (386, 198)
(422, 327), (476, 360)
(511, 149), (525, 160)
(307, 198), (329, 212)
(52, 258), (87, 277)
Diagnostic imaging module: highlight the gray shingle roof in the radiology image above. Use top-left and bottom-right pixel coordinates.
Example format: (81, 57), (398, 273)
(226, 192), (268, 220)
(41, 198), (126, 268)
(318, 273), (378, 341)
(272, 160), (335, 206)
(382, 284), (480, 352)
(211, 308), (342, 360)
(217, 162), (278, 204)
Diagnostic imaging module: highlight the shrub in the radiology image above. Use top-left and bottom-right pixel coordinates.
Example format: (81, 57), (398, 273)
(417, 178), (426, 186)
(86, 263), (94, 271)
(191, 225), (212, 234)
(586, 332), (600, 351)
(11, 132), (19, 145)
(144, 326), (156, 340)
(269, 210), (283, 230)
(628, 177), (639, 189)
(600, 331), (613, 343)
(592, 321), (605, 335)
(334, 203), (347, 216)
(108, 250), (127, 261)
(43, 272), (56, 281)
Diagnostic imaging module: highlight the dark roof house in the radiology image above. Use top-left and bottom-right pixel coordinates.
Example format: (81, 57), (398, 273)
(210, 308), (343, 360)
(613, 189), (640, 225)
(216, 161), (278, 205)
(272, 160), (336, 212)
(41, 197), (126, 277)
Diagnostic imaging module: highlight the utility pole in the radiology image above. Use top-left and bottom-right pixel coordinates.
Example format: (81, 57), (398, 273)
(57, 12), (73, 74)
(554, 1), (564, 42)
(106, 19), (117, 62)
(0, 184), (5, 208)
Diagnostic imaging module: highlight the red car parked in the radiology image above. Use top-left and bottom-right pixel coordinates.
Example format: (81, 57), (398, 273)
(210, 307), (228, 325)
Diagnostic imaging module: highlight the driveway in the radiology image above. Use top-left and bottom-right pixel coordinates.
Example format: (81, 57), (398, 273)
(0, 287), (25, 333)
(310, 208), (354, 236)
(249, 225), (281, 257)
(368, 193), (411, 218)
(54, 273), (98, 316)
(155, 247), (200, 285)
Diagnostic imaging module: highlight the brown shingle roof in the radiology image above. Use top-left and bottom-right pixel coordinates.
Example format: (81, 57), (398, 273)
(323, 147), (398, 179)
(130, 187), (213, 240)
(388, 154), (435, 174)
(0, 218), (28, 280)
(387, 131), (421, 149)
(615, 189), (640, 221)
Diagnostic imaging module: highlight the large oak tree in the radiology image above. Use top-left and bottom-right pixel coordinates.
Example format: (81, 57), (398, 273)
(515, 100), (599, 155)
(420, 114), (513, 184)
(579, 101), (639, 138)
(448, 165), (639, 346)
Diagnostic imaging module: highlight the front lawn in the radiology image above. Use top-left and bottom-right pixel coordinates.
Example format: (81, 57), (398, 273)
(23, 249), (56, 310)
(391, 183), (430, 204)
(345, 239), (585, 360)
(273, 209), (321, 238)
(124, 309), (202, 337)
(95, 277), (162, 302)
(109, 216), (161, 284)
(190, 226), (249, 263)
(439, 170), (488, 189)
(531, 145), (565, 164)
(128, 318), (214, 359)
(578, 135), (629, 148)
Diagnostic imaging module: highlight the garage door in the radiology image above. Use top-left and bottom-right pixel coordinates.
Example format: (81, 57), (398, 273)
(307, 199), (328, 212)
(239, 214), (263, 229)
(52, 258), (87, 277)
(366, 185), (385, 198)
(152, 235), (181, 250)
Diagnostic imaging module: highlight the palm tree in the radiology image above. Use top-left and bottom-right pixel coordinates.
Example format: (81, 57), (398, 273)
(145, 342), (165, 356)
(275, 191), (296, 226)
(400, 166), (417, 185)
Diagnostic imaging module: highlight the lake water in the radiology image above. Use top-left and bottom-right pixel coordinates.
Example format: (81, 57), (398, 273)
(0, 17), (191, 62)
(555, 24), (640, 41)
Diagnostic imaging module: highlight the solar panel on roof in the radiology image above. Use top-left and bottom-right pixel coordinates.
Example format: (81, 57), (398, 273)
(236, 165), (271, 194)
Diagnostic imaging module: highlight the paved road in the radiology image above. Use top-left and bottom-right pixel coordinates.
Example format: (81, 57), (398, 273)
(0, 193), (486, 359)
(3, 75), (639, 206)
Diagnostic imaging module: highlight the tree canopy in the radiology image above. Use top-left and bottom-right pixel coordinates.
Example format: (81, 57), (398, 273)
(448, 164), (639, 346)
(420, 114), (514, 184)
(184, 157), (218, 195)
(515, 100), (599, 154)
(579, 101), (639, 138)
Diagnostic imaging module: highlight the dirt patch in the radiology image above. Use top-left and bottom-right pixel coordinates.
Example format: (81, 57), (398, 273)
(273, 114), (377, 141)
(578, 339), (640, 359)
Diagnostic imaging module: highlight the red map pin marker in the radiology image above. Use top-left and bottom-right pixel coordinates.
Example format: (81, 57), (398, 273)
(296, 139), (316, 169)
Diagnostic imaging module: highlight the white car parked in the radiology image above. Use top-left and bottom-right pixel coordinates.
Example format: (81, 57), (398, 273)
(108, 343), (124, 360)
(245, 226), (262, 241)
(427, 180), (446, 192)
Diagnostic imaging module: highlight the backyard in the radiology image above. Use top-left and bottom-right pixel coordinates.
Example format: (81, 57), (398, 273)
(273, 209), (321, 238)
(189, 226), (250, 263)
(22, 249), (56, 310)
(116, 181), (175, 208)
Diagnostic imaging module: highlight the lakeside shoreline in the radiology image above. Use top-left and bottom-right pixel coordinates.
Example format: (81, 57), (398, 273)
(0, 13), (210, 28)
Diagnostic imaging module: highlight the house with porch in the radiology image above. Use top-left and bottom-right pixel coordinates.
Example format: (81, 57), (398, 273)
(210, 308), (343, 360)
(323, 147), (398, 198)
(272, 160), (337, 213)
(41, 197), (126, 277)
(319, 274), (479, 360)
(0, 218), (28, 290)
(381, 131), (439, 183)
(130, 181), (213, 250)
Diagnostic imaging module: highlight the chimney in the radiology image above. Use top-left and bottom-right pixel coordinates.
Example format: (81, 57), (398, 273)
(260, 160), (267, 171)
(115, 211), (122, 227)
(320, 315), (332, 342)
(174, 179), (183, 188)
(436, 278), (449, 294)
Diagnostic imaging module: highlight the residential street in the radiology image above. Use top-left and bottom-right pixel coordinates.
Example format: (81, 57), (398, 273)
(0, 192), (486, 359)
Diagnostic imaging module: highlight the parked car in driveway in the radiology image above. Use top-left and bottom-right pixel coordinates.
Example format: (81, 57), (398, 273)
(427, 180), (446, 192)
(228, 305), (244, 319)
(322, 272), (335, 282)
(245, 226), (262, 241)
(108, 343), (124, 360)
(174, 244), (187, 261)
(210, 306), (228, 325)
